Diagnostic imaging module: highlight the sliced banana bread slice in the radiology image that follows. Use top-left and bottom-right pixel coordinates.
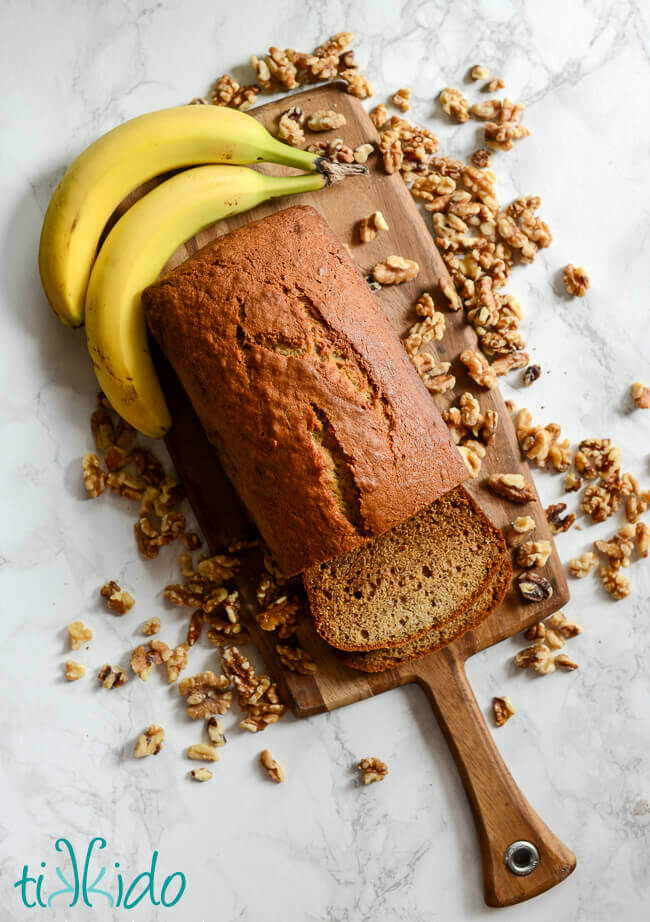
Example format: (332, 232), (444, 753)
(342, 555), (512, 672)
(303, 485), (507, 652)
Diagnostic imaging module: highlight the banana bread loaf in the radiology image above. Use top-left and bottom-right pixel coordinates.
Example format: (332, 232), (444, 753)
(143, 205), (468, 576)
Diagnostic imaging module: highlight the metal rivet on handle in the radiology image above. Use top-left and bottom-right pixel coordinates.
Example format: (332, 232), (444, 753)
(503, 840), (540, 877)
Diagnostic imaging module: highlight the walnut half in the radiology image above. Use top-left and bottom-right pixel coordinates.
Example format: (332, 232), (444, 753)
(259, 748), (285, 783)
(358, 757), (388, 784)
(492, 695), (515, 726)
(134, 725), (165, 758)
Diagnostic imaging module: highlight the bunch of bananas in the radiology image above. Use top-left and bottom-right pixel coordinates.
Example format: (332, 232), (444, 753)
(39, 105), (365, 437)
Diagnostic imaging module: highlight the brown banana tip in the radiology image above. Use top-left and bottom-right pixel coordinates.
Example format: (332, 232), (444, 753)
(316, 157), (369, 185)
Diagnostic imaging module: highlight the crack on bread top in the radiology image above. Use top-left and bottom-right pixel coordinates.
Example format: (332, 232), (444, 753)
(309, 403), (366, 535)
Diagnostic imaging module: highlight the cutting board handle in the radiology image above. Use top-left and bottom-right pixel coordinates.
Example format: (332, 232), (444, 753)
(409, 646), (576, 907)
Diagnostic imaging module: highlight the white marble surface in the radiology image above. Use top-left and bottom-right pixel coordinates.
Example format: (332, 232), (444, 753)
(1, 0), (649, 918)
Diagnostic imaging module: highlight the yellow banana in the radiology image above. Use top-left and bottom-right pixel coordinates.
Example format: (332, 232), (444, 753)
(39, 105), (324, 328)
(85, 164), (330, 438)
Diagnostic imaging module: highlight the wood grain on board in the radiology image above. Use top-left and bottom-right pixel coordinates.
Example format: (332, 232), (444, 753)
(157, 82), (574, 905)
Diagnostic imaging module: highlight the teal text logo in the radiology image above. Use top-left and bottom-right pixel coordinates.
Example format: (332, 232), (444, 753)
(14, 837), (186, 909)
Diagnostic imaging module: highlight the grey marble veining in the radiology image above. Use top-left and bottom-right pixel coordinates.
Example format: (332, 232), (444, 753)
(0, 0), (649, 919)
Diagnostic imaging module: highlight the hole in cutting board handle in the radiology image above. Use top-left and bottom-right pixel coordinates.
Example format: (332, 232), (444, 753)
(503, 840), (540, 877)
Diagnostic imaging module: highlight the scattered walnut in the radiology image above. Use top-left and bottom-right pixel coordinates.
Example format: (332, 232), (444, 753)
(492, 695), (515, 727)
(206, 716), (227, 746)
(547, 612), (583, 638)
(522, 364), (541, 386)
(488, 473), (536, 503)
(567, 552), (598, 578)
(307, 109), (346, 131)
(340, 68), (373, 98)
(191, 768), (213, 782)
(440, 87), (470, 122)
(82, 453), (106, 498)
(100, 580), (134, 615)
(188, 742), (219, 762)
(379, 129), (402, 173)
(544, 627), (565, 650)
(563, 264), (590, 297)
(564, 472), (583, 493)
(259, 748), (285, 783)
(358, 757), (388, 784)
(581, 483), (619, 523)
(470, 64), (490, 81)
(516, 540), (552, 568)
(277, 106), (305, 146)
(353, 143), (375, 164)
(141, 617), (161, 636)
(97, 664), (128, 689)
(624, 495), (646, 527)
(460, 350), (497, 389)
(179, 671), (232, 719)
(458, 441), (486, 478)
(65, 660), (85, 681)
(555, 653), (579, 671)
(486, 77), (505, 92)
(594, 530), (634, 568)
(134, 724), (165, 758)
(491, 352), (530, 376)
(166, 643), (190, 684)
(512, 515), (535, 535)
(370, 103), (387, 128)
(130, 639), (171, 681)
(211, 74), (259, 111)
(471, 148), (491, 168)
(412, 354), (456, 394)
(185, 610), (202, 647)
(632, 382), (650, 409)
(306, 137), (354, 163)
(391, 88), (411, 111)
(516, 572), (553, 603)
(68, 621), (92, 650)
(358, 210), (389, 242)
(256, 596), (301, 638)
(276, 642), (318, 675)
(545, 502), (575, 534)
(485, 120), (530, 151)
(514, 643), (555, 674)
(524, 622), (546, 641)
(636, 522), (649, 558)
(372, 255), (419, 285)
(600, 565), (630, 600)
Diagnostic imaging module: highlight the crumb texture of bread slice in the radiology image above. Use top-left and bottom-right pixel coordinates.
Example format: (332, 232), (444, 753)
(303, 485), (506, 652)
(143, 205), (468, 577)
(342, 556), (512, 672)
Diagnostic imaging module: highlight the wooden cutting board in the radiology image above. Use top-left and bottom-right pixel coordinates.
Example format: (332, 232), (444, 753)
(156, 83), (575, 907)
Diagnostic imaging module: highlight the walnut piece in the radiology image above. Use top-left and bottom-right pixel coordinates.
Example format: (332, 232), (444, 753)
(555, 653), (579, 671)
(277, 106), (305, 146)
(179, 671), (232, 719)
(514, 643), (555, 674)
(191, 768), (213, 782)
(524, 622), (546, 641)
(471, 148), (491, 168)
(487, 77), (505, 92)
(141, 617), (161, 636)
(564, 472), (583, 493)
(636, 522), (649, 558)
(358, 757), (388, 784)
(82, 453), (106, 498)
(600, 565), (630, 600)
(340, 69), (373, 99)
(460, 350), (497, 389)
(206, 716), (227, 746)
(391, 87), (411, 111)
(458, 440), (486, 478)
(372, 255), (419, 285)
(512, 515), (535, 535)
(307, 109), (346, 131)
(259, 748), (285, 783)
(276, 643), (318, 675)
(134, 724), (165, 758)
(488, 473), (536, 503)
(567, 551), (598, 578)
(516, 572), (553, 603)
(256, 595), (301, 638)
(166, 643), (190, 684)
(440, 87), (470, 122)
(470, 64), (490, 81)
(353, 143), (375, 164)
(358, 210), (389, 242)
(564, 264), (590, 297)
(68, 621), (92, 650)
(523, 364), (541, 386)
(492, 695), (515, 726)
(547, 612), (583, 638)
(100, 580), (134, 615)
(632, 382), (650, 409)
(188, 742), (219, 762)
(306, 138), (354, 163)
(545, 502), (575, 535)
(516, 540), (552, 568)
(97, 664), (128, 689)
(65, 660), (85, 681)
(130, 639), (171, 681)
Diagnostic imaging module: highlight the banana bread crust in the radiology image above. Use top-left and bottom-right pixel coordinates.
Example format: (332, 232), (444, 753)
(143, 205), (467, 576)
